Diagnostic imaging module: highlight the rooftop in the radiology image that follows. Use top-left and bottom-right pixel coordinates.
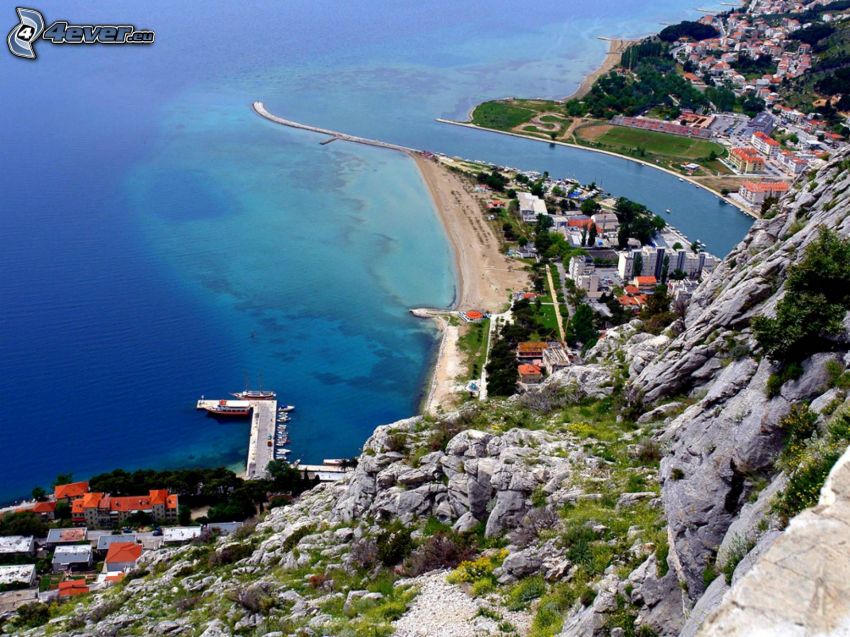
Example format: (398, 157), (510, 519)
(46, 528), (87, 544)
(54, 481), (89, 500)
(0, 564), (36, 586)
(0, 536), (33, 554)
(53, 545), (93, 564)
(105, 542), (142, 565)
(97, 534), (138, 551)
(162, 527), (202, 543)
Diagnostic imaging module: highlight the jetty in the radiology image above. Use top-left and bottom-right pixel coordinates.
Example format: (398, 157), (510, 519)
(252, 101), (419, 155)
(196, 398), (278, 479)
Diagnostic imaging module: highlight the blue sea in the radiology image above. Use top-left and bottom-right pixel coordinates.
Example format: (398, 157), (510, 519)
(0, 0), (751, 503)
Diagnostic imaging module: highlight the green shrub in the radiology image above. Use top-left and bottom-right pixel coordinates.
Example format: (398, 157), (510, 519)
(283, 524), (315, 552)
(721, 536), (755, 584)
(774, 409), (850, 523)
(753, 228), (850, 364)
(505, 575), (546, 610)
(826, 359), (850, 389)
(376, 522), (414, 567)
(447, 549), (508, 585)
(765, 362), (803, 398)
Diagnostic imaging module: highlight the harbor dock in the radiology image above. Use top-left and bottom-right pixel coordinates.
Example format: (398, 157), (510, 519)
(196, 398), (278, 479)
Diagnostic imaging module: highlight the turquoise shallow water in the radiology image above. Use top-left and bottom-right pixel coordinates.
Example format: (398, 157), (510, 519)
(0, 0), (750, 503)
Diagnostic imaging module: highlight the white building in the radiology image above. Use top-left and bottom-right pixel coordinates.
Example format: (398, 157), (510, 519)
(517, 191), (548, 223)
(619, 247), (716, 281)
(568, 255), (602, 299)
(0, 536), (35, 558)
(0, 564), (37, 589)
(591, 212), (619, 234)
(162, 526), (203, 544)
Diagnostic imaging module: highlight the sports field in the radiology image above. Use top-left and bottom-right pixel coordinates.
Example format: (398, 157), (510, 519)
(579, 124), (725, 161)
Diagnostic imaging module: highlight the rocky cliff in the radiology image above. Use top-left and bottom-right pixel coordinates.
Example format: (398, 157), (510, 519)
(7, 150), (850, 637)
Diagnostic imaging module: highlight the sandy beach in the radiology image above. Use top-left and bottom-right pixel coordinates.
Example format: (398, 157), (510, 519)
(565, 38), (634, 101)
(411, 155), (529, 414)
(413, 155), (528, 313)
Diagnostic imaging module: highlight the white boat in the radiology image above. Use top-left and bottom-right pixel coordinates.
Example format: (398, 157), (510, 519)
(279, 405), (295, 412)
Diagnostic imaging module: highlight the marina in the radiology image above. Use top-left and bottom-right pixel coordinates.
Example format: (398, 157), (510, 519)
(196, 396), (286, 479)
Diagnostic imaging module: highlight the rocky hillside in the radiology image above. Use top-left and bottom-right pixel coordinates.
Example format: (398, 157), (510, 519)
(5, 150), (850, 637)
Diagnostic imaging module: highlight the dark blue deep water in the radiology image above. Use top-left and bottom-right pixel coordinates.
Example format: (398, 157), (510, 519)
(0, 0), (751, 503)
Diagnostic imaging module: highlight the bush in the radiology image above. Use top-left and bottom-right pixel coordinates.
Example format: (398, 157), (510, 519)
(773, 409), (850, 524)
(350, 538), (379, 569)
(505, 575), (546, 610)
(404, 533), (473, 577)
(10, 602), (50, 629)
(228, 586), (276, 615)
(447, 549), (509, 584)
(208, 542), (253, 567)
(753, 229), (850, 364)
(376, 523), (414, 567)
(283, 524), (315, 552)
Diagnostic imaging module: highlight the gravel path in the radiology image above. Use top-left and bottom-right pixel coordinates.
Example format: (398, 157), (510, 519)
(393, 571), (532, 637)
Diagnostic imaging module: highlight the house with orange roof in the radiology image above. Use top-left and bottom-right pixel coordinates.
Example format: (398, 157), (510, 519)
(617, 294), (648, 312)
(633, 275), (658, 293)
(105, 542), (143, 573)
(739, 180), (790, 206)
(517, 364), (544, 385)
(54, 481), (89, 501)
(516, 341), (549, 362)
(729, 147), (765, 174)
(72, 489), (179, 529)
(15, 500), (57, 520)
(751, 131), (780, 157)
(57, 579), (89, 598)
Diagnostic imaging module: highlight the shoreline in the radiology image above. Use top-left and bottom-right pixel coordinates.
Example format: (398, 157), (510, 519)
(565, 37), (636, 101)
(434, 118), (757, 219)
(409, 155), (529, 414)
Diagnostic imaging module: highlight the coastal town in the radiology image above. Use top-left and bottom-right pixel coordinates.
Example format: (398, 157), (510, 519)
(2, 0), (849, 633)
(457, 0), (849, 215)
(412, 152), (722, 412)
(0, 480), (242, 613)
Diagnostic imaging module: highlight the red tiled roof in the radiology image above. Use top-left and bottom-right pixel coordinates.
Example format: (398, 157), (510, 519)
(32, 501), (56, 514)
(81, 492), (104, 509)
(166, 494), (179, 510)
(517, 341), (548, 353)
(624, 285), (640, 295)
(518, 364), (543, 376)
(465, 311), (484, 320)
(754, 131), (779, 145)
(741, 181), (790, 193)
(105, 542), (142, 565)
(148, 489), (168, 506)
(109, 496), (152, 512)
(58, 580), (89, 597)
(635, 276), (657, 286)
(54, 482), (89, 500)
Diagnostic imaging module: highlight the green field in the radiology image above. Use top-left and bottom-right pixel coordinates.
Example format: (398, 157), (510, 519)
(471, 101), (535, 130)
(590, 126), (725, 161)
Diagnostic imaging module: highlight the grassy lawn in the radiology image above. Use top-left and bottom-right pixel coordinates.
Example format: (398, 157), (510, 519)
(583, 125), (725, 162)
(471, 101), (536, 130)
(457, 319), (490, 380)
(539, 114), (567, 123)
